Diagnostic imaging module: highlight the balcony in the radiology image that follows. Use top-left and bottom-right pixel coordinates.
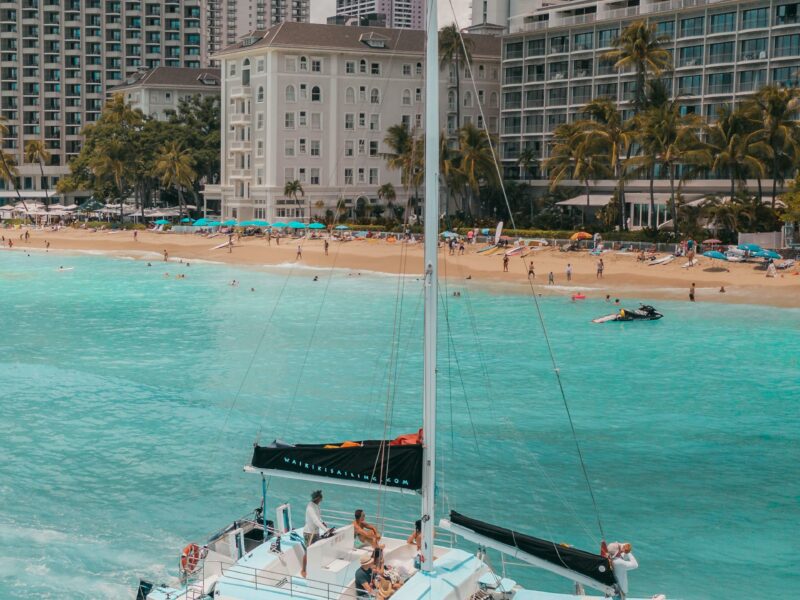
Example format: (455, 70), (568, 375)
(230, 85), (251, 98)
(706, 83), (733, 94)
(738, 79), (765, 92)
(228, 168), (249, 179)
(229, 139), (250, 152)
(707, 52), (734, 64)
(230, 112), (251, 125)
(739, 50), (768, 62)
(773, 46), (800, 58)
(678, 57), (703, 68)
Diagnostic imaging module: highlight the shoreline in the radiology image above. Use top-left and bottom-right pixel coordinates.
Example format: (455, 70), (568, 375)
(3, 227), (799, 308)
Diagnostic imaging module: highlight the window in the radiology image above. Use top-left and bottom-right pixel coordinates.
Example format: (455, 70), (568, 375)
(257, 140), (264, 157)
(358, 113), (366, 128)
(677, 74), (702, 94)
(345, 113), (354, 129)
(463, 91), (473, 107)
(679, 45), (704, 67)
(257, 112), (263, 129)
(299, 138), (307, 154)
(286, 85), (295, 102)
(311, 113), (321, 129)
(680, 16), (705, 37)
(284, 167), (294, 182)
(242, 59), (250, 86)
(402, 64), (411, 76)
(297, 168), (306, 183)
(527, 39), (545, 56)
(656, 20), (675, 39)
(299, 84), (307, 100)
(775, 34), (800, 57)
(284, 112), (295, 129)
(707, 71), (733, 93)
(415, 88), (422, 102)
(345, 140), (354, 156)
(527, 63), (545, 82)
(370, 62), (380, 75)
(415, 114), (422, 129)
(311, 59), (321, 73)
(548, 87), (567, 105)
(345, 87), (355, 104)
(550, 36), (568, 54)
(490, 92), (498, 107)
(257, 59), (265, 72)
(415, 62), (422, 75)
(370, 88), (380, 104)
(573, 32), (593, 50)
(708, 41), (734, 64)
(742, 8), (768, 29)
(369, 168), (378, 184)
(358, 168), (365, 183)
(344, 168), (353, 185)
(709, 12), (735, 33)
(773, 66), (800, 87)
(310, 169), (320, 185)
(739, 69), (766, 91)
(311, 86), (321, 102)
(310, 140), (320, 156)
(284, 139), (295, 156)
(478, 64), (486, 79)
(549, 61), (568, 80)
(369, 114), (379, 131)
(298, 111), (307, 127)
(525, 89), (543, 105)
(359, 86), (367, 102)
(573, 58), (593, 78)
(345, 61), (355, 74)
(369, 141), (378, 157)
(505, 41), (523, 59)
(358, 139), (366, 155)
(299, 56), (308, 71)
(402, 89), (412, 105)
(229, 62), (236, 76)
(776, 3), (800, 25)
(257, 86), (264, 102)
(285, 57), (296, 72)
(359, 59), (367, 74)
(740, 38), (768, 60)
(597, 28), (618, 48)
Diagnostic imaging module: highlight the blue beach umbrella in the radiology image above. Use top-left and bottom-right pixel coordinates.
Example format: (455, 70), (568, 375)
(180, 217), (194, 223)
(271, 221), (288, 228)
(441, 231), (458, 238)
(755, 249), (781, 260)
(223, 219), (238, 226)
(207, 221), (221, 227)
(193, 218), (208, 226)
(308, 222), (326, 229)
(154, 219), (170, 225)
(738, 243), (762, 253)
(251, 220), (270, 227)
(289, 221), (306, 229)
(703, 250), (728, 261)
(335, 225), (350, 230)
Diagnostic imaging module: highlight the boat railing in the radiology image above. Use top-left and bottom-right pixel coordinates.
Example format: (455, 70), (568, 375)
(197, 560), (363, 599)
(322, 508), (456, 547)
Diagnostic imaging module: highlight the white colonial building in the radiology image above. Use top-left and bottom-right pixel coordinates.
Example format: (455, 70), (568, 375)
(210, 22), (500, 222)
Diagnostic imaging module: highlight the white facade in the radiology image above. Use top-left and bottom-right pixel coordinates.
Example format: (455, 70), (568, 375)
(336, 0), (425, 30)
(214, 23), (500, 222)
(111, 68), (220, 122)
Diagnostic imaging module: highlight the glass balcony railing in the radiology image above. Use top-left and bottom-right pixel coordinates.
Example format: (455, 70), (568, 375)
(739, 49), (768, 61)
(706, 83), (733, 94)
(774, 45), (800, 57)
(708, 52), (734, 64)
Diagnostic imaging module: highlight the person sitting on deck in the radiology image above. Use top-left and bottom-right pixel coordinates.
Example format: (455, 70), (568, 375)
(353, 509), (383, 548)
(407, 520), (421, 550)
(355, 553), (376, 598)
(607, 542), (638, 598)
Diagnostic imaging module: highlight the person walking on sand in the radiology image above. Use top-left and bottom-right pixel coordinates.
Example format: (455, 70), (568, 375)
(45, 240), (50, 252)
(596, 258), (604, 279)
(324, 239), (329, 256)
(566, 263), (573, 282)
(133, 230), (138, 242)
(266, 230), (271, 246)
(548, 271), (554, 285)
(689, 282), (696, 302)
(527, 263), (535, 279)
(163, 249), (168, 262)
(503, 255), (509, 272)
(296, 244), (302, 261)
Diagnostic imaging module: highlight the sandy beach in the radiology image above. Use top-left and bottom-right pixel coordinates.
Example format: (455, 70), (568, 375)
(3, 226), (799, 307)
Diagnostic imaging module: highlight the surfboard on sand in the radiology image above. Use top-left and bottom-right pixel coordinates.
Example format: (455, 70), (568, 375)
(682, 258), (698, 268)
(211, 241), (232, 250)
(648, 255), (675, 266)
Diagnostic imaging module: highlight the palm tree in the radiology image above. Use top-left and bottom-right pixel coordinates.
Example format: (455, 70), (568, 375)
(579, 98), (634, 230)
(377, 182), (397, 223)
(546, 122), (611, 226)
(439, 24), (474, 131)
(440, 132), (466, 217)
(516, 145), (538, 181)
(602, 20), (672, 113)
(745, 85), (800, 207)
(0, 116), (28, 215)
(91, 139), (130, 220)
(283, 179), (305, 221)
(24, 140), (51, 210)
(704, 105), (767, 199)
(383, 123), (423, 216)
(154, 141), (196, 219)
(634, 79), (671, 228)
(458, 123), (499, 216)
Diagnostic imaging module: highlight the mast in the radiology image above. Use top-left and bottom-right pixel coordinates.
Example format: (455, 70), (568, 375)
(421, 0), (438, 575)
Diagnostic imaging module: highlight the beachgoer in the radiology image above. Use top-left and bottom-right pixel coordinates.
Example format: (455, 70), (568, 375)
(407, 520), (422, 550)
(324, 239), (329, 256)
(689, 283), (696, 302)
(355, 554), (376, 598)
(458, 242), (465, 255)
(720, 286), (726, 293)
(24, 230), (29, 241)
(353, 509), (383, 548)
(147, 262), (152, 267)
(45, 241), (50, 252)
(133, 230), (138, 241)
(596, 258), (604, 279)
(313, 276), (319, 282)
(614, 298), (620, 305)
(302, 490), (326, 577)
(605, 294), (611, 302)
(548, 271), (554, 285)
(566, 263), (573, 282)
(465, 275), (472, 280)
(767, 262), (777, 278)
(296, 245), (302, 260)
(163, 249), (168, 262)
(607, 542), (638, 598)
(503, 255), (509, 272)
(527, 263), (535, 279)
(266, 231), (271, 245)
(250, 287), (255, 292)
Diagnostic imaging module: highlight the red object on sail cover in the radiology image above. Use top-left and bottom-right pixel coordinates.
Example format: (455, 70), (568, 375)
(390, 429), (423, 446)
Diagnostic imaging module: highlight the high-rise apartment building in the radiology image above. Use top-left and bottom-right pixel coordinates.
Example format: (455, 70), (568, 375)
(208, 1), (310, 56)
(0, 0), (206, 199)
(335, 0), (424, 30)
(499, 0), (800, 225)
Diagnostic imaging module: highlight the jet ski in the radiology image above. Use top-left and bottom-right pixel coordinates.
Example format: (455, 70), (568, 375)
(592, 304), (663, 323)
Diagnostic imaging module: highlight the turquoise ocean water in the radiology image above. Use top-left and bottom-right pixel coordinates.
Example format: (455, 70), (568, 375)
(1, 249), (798, 599)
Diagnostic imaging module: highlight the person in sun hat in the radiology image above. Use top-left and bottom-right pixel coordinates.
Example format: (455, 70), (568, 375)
(607, 541), (638, 598)
(355, 552), (375, 598)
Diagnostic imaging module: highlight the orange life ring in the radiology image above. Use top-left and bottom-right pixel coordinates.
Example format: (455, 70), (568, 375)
(181, 543), (203, 573)
(572, 294), (586, 300)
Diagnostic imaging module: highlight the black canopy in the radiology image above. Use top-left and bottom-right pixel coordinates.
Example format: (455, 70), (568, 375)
(251, 440), (423, 491)
(450, 511), (617, 590)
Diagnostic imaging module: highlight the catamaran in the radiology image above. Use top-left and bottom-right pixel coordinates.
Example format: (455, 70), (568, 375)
(136, 2), (665, 599)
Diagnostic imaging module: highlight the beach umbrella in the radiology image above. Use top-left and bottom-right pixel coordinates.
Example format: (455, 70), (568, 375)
(738, 243), (762, 253)
(180, 217), (194, 223)
(289, 220), (306, 229)
(703, 250), (728, 261)
(703, 238), (722, 245)
(441, 231), (458, 238)
(223, 219), (237, 226)
(193, 218), (208, 226)
(250, 220), (270, 227)
(570, 231), (592, 241)
(154, 219), (170, 225)
(207, 221), (221, 227)
(271, 221), (288, 228)
(755, 249), (781, 260)
(308, 222), (325, 229)
(335, 224), (350, 230)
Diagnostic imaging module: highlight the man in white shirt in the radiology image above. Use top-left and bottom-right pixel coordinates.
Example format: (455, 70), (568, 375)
(302, 490), (326, 578)
(608, 542), (638, 598)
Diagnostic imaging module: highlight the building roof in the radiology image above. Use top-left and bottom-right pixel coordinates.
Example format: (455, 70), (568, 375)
(214, 21), (501, 59)
(110, 67), (221, 92)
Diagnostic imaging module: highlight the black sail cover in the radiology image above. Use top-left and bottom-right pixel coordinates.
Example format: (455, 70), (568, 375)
(450, 511), (617, 589)
(251, 440), (423, 491)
